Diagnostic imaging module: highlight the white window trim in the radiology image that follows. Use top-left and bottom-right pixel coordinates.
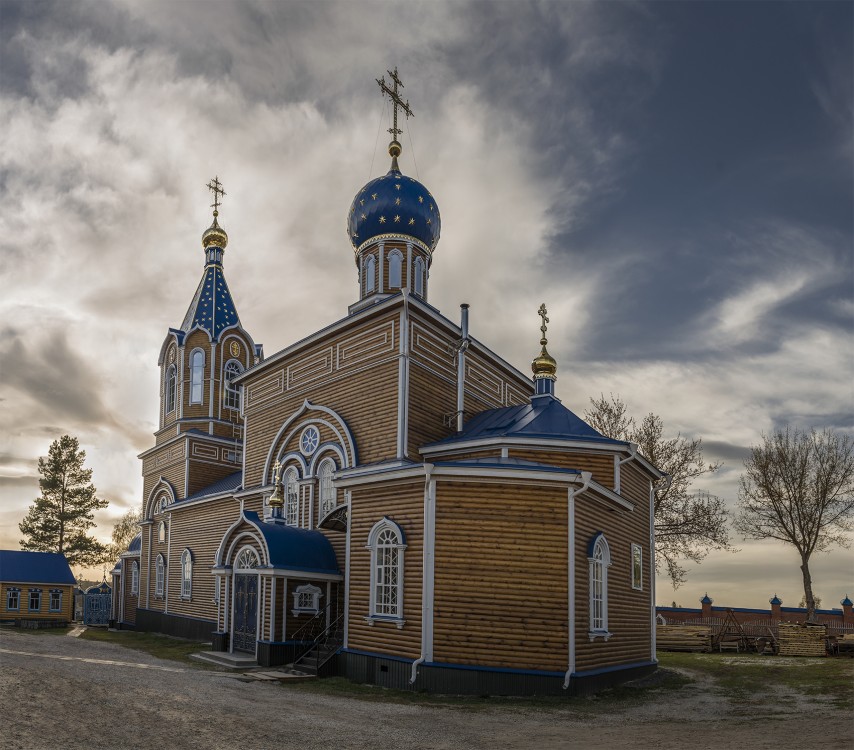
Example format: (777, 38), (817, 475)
(413, 257), (424, 297)
(223, 359), (243, 410)
(189, 348), (205, 404)
(158, 520), (167, 543)
(181, 548), (193, 600)
(49, 589), (62, 612)
(291, 583), (323, 616)
(29, 589), (42, 611)
(155, 554), (165, 597)
(365, 255), (376, 294)
(588, 533), (612, 641)
(6, 588), (20, 611)
(631, 543), (643, 591)
(388, 248), (403, 289)
(131, 560), (139, 596)
(318, 457), (337, 517)
(165, 364), (177, 413)
(365, 517), (406, 628)
(284, 467), (300, 527)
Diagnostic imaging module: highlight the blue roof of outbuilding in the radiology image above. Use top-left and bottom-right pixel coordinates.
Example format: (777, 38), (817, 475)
(348, 168), (441, 251)
(180, 261), (240, 342)
(426, 395), (623, 448)
(0, 550), (76, 585)
(243, 511), (340, 576)
(179, 471), (242, 504)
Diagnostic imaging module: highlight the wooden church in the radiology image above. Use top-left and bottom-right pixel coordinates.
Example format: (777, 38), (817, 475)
(111, 70), (662, 695)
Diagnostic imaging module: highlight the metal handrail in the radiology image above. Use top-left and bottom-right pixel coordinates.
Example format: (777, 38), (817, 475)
(293, 610), (345, 673)
(289, 600), (338, 643)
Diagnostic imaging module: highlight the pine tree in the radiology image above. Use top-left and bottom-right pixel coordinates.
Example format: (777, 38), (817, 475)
(19, 435), (109, 567)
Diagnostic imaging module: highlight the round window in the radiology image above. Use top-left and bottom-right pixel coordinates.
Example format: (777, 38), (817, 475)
(299, 426), (320, 456)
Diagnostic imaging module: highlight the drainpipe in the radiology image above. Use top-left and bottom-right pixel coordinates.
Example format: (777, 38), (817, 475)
(564, 470), (592, 691)
(410, 462), (435, 684)
(615, 442), (638, 494)
(456, 304), (470, 432)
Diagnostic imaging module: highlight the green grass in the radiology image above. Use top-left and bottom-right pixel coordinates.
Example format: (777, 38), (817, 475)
(78, 628), (220, 669)
(657, 650), (854, 710)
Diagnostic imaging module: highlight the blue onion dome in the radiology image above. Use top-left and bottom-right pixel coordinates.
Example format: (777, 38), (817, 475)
(347, 143), (441, 253)
(700, 593), (713, 605)
(841, 595), (853, 607)
(769, 594), (782, 605)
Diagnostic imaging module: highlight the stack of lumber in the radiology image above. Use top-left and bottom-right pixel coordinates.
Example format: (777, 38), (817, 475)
(777, 623), (827, 657)
(656, 625), (711, 652)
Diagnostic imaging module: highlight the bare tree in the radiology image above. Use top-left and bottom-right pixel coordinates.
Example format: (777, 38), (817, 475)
(107, 507), (142, 560)
(736, 427), (854, 622)
(585, 394), (730, 587)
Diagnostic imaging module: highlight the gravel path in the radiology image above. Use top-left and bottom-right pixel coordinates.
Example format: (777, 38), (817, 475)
(0, 629), (849, 750)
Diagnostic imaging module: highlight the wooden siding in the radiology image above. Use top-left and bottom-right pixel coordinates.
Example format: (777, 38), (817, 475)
(165, 496), (240, 623)
(432, 481), (568, 672)
(1, 582), (74, 621)
(242, 309), (402, 488)
(574, 491), (652, 671)
(508, 449), (616, 490)
(347, 480), (424, 659)
(120, 561), (139, 625)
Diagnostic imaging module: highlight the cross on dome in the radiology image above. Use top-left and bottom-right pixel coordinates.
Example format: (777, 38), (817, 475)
(206, 176), (226, 216)
(376, 67), (413, 140)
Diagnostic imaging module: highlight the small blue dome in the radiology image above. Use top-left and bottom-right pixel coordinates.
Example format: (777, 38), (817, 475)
(841, 595), (853, 607)
(700, 593), (713, 605)
(770, 594), (782, 605)
(348, 168), (440, 252)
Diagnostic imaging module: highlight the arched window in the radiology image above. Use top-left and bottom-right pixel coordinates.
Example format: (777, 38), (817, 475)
(388, 250), (402, 288)
(165, 365), (177, 413)
(190, 350), (204, 404)
(318, 458), (336, 516)
(367, 518), (406, 620)
(284, 468), (299, 526)
(365, 255), (376, 294)
(588, 533), (612, 639)
(155, 554), (165, 597)
(235, 547), (259, 570)
(180, 549), (193, 599)
(158, 520), (166, 543)
(413, 257), (424, 297)
(131, 561), (139, 596)
(224, 360), (243, 410)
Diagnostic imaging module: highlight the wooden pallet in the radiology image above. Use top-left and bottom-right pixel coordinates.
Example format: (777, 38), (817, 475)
(777, 623), (827, 657)
(656, 625), (711, 652)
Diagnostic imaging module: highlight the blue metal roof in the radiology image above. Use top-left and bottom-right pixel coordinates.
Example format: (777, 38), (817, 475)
(434, 457), (583, 475)
(426, 395), (624, 448)
(243, 511), (340, 576)
(179, 471), (242, 504)
(0, 550), (76, 585)
(347, 168), (441, 251)
(180, 261), (240, 342)
(127, 533), (142, 553)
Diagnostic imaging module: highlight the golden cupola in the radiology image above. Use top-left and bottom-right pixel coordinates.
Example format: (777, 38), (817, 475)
(531, 303), (558, 396)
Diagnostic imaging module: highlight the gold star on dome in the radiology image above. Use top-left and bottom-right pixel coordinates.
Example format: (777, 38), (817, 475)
(408, 218), (415, 225)
(394, 215), (400, 222)
(379, 216), (386, 223)
(372, 193), (378, 200)
(360, 213), (367, 220)
(360, 200), (365, 206)
(429, 204), (433, 211)
(418, 196), (424, 203)
(395, 184), (401, 190)
(394, 197), (401, 205)
(427, 218), (432, 225)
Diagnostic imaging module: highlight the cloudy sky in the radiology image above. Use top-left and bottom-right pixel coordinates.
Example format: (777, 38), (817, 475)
(1, 1), (851, 606)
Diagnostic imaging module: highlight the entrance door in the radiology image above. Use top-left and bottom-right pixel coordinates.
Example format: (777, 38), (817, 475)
(233, 574), (258, 653)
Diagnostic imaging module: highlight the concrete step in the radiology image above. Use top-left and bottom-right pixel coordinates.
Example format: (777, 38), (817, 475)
(192, 651), (258, 669)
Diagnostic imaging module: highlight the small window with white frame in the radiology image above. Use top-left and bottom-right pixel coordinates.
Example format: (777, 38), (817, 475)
(165, 364), (177, 413)
(181, 549), (193, 599)
(631, 543), (643, 591)
(131, 561), (139, 596)
(190, 349), (205, 404)
(49, 589), (62, 612)
(588, 533), (611, 640)
(155, 554), (165, 597)
(158, 520), (167, 543)
(388, 249), (403, 288)
(365, 255), (376, 294)
(366, 518), (406, 625)
(318, 458), (336, 516)
(223, 359), (244, 410)
(6, 588), (20, 611)
(29, 589), (41, 611)
(292, 584), (322, 616)
(284, 467), (299, 526)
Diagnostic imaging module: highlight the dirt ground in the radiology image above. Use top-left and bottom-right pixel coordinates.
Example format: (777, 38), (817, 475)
(0, 628), (850, 750)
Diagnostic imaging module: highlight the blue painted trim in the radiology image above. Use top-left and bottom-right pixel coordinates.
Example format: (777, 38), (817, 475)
(572, 660), (656, 679)
(340, 648), (414, 664)
(424, 660), (564, 678)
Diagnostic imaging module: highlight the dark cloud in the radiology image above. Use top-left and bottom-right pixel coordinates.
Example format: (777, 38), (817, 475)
(0, 474), (37, 489)
(703, 440), (750, 464)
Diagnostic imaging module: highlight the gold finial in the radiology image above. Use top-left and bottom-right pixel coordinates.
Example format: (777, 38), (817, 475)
(376, 67), (414, 170)
(202, 176), (229, 250)
(531, 302), (557, 380)
(268, 459), (284, 508)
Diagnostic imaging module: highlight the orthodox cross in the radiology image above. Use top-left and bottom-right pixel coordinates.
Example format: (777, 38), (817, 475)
(206, 176), (226, 213)
(376, 67), (414, 139)
(538, 303), (549, 345)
